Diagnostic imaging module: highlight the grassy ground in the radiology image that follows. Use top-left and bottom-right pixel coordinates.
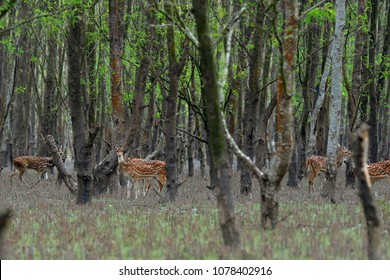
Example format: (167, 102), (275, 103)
(1, 167), (390, 259)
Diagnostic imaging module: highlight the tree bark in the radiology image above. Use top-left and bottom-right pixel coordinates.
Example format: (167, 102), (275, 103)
(164, 2), (189, 201)
(126, 4), (156, 154)
(45, 135), (77, 194)
(324, 0), (345, 203)
(367, 0), (378, 162)
(192, 0), (240, 249)
(346, 0), (366, 187)
(352, 124), (383, 259)
(109, 0), (126, 140)
(240, 1), (264, 195)
(67, 18), (99, 204)
(260, 0), (297, 229)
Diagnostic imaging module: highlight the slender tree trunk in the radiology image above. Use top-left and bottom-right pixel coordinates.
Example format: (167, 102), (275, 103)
(164, 3), (188, 200)
(192, 0), (240, 249)
(126, 4), (156, 154)
(367, 0), (378, 162)
(308, 42), (333, 156)
(109, 0), (126, 141)
(346, 0), (366, 187)
(240, 1), (264, 195)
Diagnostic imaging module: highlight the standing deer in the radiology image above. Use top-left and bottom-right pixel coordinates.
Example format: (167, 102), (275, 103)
(116, 147), (166, 199)
(10, 149), (66, 188)
(306, 145), (353, 194)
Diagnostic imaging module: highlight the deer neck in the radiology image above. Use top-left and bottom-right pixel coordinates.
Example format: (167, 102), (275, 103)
(117, 154), (125, 164)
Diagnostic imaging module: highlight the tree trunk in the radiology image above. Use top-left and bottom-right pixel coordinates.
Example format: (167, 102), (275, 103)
(164, 2), (188, 201)
(67, 18), (99, 204)
(109, 0), (126, 141)
(352, 124), (383, 259)
(126, 4), (156, 154)
(307, 42), (333, 156)
(192, 0), (240, 249)
(261, 0), (297, 229)
(346, 0), (366, 187)
(240, 1), (264, 195)
(323, 0), (345, 203)
(45, 135), (77, 194)
(40, 38), (56, 155)
(367, 0), (378, 162)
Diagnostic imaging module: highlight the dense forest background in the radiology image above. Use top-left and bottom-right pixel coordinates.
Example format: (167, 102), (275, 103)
(0, 0), (389, 259)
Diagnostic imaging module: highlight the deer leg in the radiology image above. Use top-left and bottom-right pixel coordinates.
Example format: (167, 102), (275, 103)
(143, 179), (152, 197)
(11, 169), (30, 188)
(33, 172), (45, 187)
(307, 167), (314, 195)
(126, 179), (131, 199)
(10, 171), (18, 186)
(134, 180), (139, 200)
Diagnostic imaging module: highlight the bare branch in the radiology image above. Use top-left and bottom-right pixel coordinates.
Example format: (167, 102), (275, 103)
(176, 127), (207, 144)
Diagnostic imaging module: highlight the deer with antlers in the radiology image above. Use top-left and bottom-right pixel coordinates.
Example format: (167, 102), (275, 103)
(10, 148), (66, 188)
(116, 146), (166, 199)
(306, 145), (353, 194)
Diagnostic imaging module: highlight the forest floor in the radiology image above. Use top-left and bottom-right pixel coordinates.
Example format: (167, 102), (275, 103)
(1, 166), (390, 260)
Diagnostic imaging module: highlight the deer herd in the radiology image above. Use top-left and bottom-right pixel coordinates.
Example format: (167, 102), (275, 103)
(5, 143), (390, 198)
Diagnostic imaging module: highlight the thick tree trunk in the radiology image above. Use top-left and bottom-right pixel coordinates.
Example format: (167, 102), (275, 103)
(68, 19), (99, 204)
(324, 0), (345, 203)
(192, 0), (240, 249)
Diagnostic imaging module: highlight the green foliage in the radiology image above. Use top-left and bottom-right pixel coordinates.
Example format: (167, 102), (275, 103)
(304, 3), (335, 24)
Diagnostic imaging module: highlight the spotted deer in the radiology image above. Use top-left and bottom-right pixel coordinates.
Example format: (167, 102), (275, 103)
(10, 149), (66, 188)
(116, 147), (166, 199)
(306, 145), (353, 194)
(366, 160), (390, 184)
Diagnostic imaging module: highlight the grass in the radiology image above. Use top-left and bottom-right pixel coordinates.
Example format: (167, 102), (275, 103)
(1, 167), (390, 259)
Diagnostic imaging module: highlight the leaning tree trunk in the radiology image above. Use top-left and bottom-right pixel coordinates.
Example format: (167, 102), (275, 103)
(68, 18), (99, 204)
(45, 135), (77, 194)
(307, 42), (332, 156)
(192, 0), (240, 249)
(352, 124), (383, 259)
(323, 0), (345, 203)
